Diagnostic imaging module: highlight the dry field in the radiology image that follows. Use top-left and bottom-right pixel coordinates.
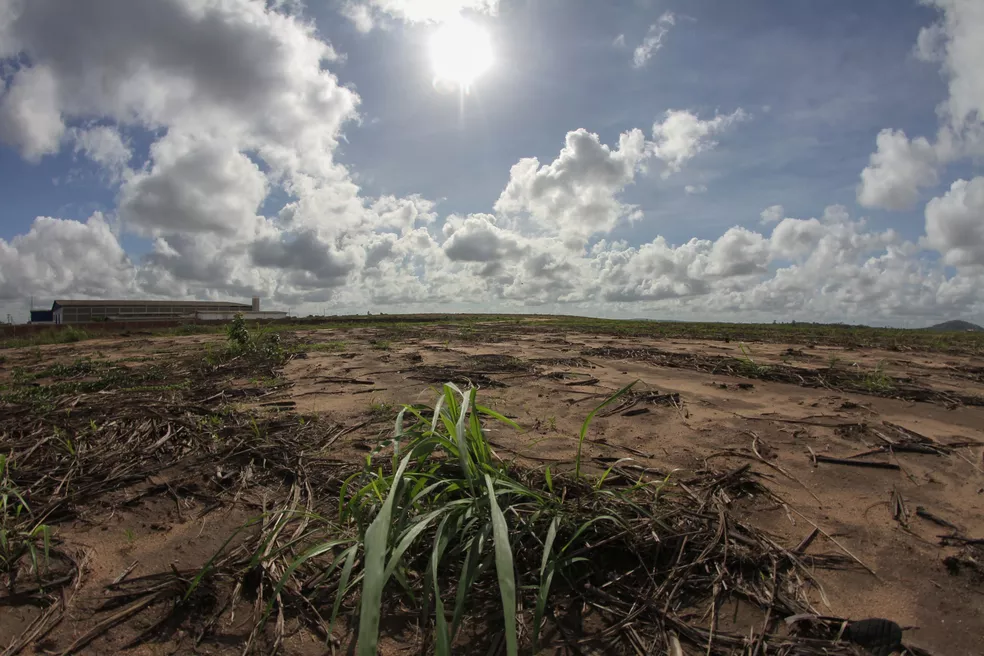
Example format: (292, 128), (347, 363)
(1, 317), (983, 655)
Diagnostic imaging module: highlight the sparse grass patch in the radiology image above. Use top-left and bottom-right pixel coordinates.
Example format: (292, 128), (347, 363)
(0, 454), (52, 584)
(0, 326), (90, 349)
(203, 383), (849, 656)
(860, 361), (895, 393)
(369, 339), (391, 350)
(731, 342), (770, 377)
(366, 398), (394, 422)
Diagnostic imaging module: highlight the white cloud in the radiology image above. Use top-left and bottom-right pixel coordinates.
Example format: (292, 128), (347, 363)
(759, 204), (784, 224)
(494, 128), (651, 244)
(0, 64), (64, 161)
(341, 0), (498, 29)
(1, 0), (984, 325)
(632, 12), (675, 68)
(858, 0), (984, 210)
(119, 132), (268, 237)
(917, 0), (984, 137)
(341, 2), (376, 32)
(652, 108), (748, 174)
(0, 0), (359, 181)
(443, 214), (526, 265)
(706, 227), (769, 277)
(857, 129), (940, 210)
(613, 34), (626, 48)
(924, 176), (984, 267)
(70, 125), (131, 180)
(0, 214), (134, 300)
(684, 184), (707, 195)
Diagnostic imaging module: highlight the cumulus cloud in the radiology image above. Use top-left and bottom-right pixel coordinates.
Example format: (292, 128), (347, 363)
(858, 0), (984, 210)
(494, 128), (650, 243)
(250, 232), (357, 287)
(0, 64), (64, 161)
(2, 0), (983, 325)
(494, 110), (745, 244)
(341, 0), (498, 29)
(652, 109), (748, 174)
(632, 12), (675, 68)
(917, 0), (984, 137)
(759, 204), (784, 224)
(924, 177), (984, 267)
(70, 125), (131, 179)
(0, 214), (134, 300)
(0, 0), (359, 179)
(442, 214), (526, 265)
(684, 184), (707, 195)
(857, 129), (940, 210)
(119, 132), (268, 237)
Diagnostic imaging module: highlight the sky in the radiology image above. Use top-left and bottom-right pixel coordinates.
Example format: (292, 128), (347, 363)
(1, 0), (983, 326)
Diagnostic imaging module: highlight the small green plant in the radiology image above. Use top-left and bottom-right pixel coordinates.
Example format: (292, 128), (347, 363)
(546, 415), (557, 431)
(827, 354), (841, 370)
(367, 398), (394, 422)
(61, 326), (87, 343)
(205, 382), (655, 656)
(860, 361), (894, 393)
(307, 341), (346, 353)
(226, 314), (253, 352)
(124, 529), (136, 544)
(733, 343), (770, 378)
(0, 455), (52, 581)
(369, 339), (391, 351)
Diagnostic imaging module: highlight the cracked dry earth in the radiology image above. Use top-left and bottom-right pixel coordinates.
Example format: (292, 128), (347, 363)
(1, 322), (983, 655)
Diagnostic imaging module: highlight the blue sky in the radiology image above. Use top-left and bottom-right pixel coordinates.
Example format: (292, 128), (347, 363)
(1, 0), (982, 324)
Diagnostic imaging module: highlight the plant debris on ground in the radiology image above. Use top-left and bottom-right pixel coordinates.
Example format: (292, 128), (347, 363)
(0, 316), (970, 654)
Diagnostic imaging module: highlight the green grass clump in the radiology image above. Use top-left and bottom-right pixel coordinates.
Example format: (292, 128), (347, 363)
(201, 315), (286, 367)
(366, 398), (394, 422)
(730, 343), (770, 378)
(0, 454), (52, 582)
(251, 382), (647, 655)
(860, 361), (895, 393)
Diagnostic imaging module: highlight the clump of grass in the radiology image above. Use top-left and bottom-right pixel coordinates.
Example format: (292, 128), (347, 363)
(306, 340), (346, 353)
(188, 382), (860, 655)
(369, 339), (391, 350)
(366, 398), (394, 422)
(733, 342), (770, 377)
(226, 314), (253, 351)
(860, 361), (894, 393)
(201, 315), (286, 368)
(0, 454), (52, 583)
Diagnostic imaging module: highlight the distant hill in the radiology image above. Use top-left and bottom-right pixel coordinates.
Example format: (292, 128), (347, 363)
(927, 320), (984, 332)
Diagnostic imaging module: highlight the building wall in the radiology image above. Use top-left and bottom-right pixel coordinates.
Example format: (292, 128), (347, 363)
(55, 303), (250, 323)
(196, 311), (287, 321)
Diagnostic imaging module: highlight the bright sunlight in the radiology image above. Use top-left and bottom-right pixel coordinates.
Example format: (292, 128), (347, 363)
(429, 17), (493, 89)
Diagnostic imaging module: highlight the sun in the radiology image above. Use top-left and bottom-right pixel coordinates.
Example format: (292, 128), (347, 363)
(429, 17), (493, 89)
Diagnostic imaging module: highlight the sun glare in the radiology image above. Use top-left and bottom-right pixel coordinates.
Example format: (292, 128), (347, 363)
(429, 17), (493, 89)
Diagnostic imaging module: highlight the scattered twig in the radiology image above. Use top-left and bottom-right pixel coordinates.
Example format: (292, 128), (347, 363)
(813, 455), (900, 471)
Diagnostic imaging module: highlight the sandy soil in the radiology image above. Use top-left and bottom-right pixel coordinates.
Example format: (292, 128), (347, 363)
(1, 322), (983, 655)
